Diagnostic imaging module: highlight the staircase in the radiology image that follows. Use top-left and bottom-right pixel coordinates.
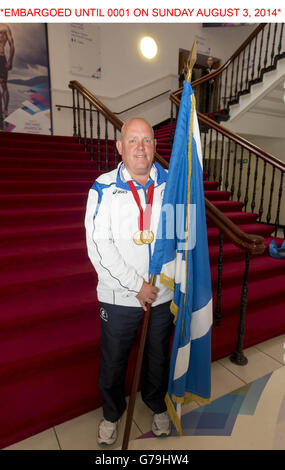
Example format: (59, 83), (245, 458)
(154, 122), (285, 361)
(0, 132), (137, 449)
(192, 23), (285, 126)
(1, 123), (284, 449)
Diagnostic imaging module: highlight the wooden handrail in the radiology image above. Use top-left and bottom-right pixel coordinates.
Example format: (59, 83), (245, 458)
(69, 80), (124, 131)
(173, 92), (285, 172)
(69, 79), (265, 255)
(170, 23), (285, 175)
(197, 112), (285, 173)
(114, 90), (171, 115)
(205, 199), (264, 254)
(69, 81), (170, 124)
(154, 143), (264, 255)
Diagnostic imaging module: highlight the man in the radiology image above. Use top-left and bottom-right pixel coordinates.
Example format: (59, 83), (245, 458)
(201, 56), (215, 114)
(0, 23), (15, 120)
(179, 60), (187, 87)
(85, 118), (173, 445)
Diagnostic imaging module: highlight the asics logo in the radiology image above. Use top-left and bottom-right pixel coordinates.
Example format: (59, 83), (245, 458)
(113, 189), (128, 194)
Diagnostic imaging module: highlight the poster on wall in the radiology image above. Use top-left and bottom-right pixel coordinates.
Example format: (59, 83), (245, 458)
(0, 23), (52, 134)
(69, 23), (102, 79)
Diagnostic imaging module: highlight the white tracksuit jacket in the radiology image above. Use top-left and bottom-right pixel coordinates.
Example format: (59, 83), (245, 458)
(84, 161), (173, 307)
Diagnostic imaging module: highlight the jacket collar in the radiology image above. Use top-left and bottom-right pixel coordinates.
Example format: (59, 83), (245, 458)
(116, 161), (167, 190)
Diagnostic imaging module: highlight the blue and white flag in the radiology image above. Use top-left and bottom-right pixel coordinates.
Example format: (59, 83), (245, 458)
(150, 81), (212, 435)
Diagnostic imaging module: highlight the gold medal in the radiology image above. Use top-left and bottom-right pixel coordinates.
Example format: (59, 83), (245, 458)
(140, 230), (154, 244)
(128, 181), (155, 246)
(133, 230), (144, 245)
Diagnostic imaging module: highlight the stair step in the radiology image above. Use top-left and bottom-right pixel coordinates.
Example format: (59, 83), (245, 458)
(0, 131), (81, 143)
(0, 144), (119, 159)
(203, 181), (220, 190)
(211, 253), (285, 287)
(0, 205), (259, 232)
(0, 349), (102, 449)
(0, 239), (86, 262)
(207, 211), (258, 227)
(0, 249), (91, 286)
(0, 132), (116, 145)
(155, 142), (171, 149)
(0, 222), (84, 248)
(0, 256), (93, 300)
(0, 271), (98, 332)
(0, 157), (110, 170)
(0, 147), (123, 165)
(0, 168), (101, 181)
(0, 244), (89, 273)
(211, 200), (244, 212)
(212, 299), (285, 361)
(0, 315), (138, 450)
(207, 222), (274, 244)
(0, 310), (99, 383)
(0, 180), (94, 193)
(204, 190), (231, 201)
(0, 147), (89, 160)
(0, 192), (89, 209)
(208, 236), (278, 263)
(0, 141), (84, 152)
(0, 138), (117, 149)
(0, 206), (86, 227)
(213, 273), (285, 318)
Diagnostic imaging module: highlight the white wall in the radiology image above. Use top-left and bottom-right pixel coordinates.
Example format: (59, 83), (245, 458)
(47, 23), (256, 135)
(240, 134), (285, 163)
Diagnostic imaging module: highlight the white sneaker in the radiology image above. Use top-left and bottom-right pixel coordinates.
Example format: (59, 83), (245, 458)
(97, 418), (118, 445)
(152, 411), (171, 437)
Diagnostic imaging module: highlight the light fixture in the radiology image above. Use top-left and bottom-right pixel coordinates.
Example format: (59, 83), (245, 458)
(140, 37), (158, 60)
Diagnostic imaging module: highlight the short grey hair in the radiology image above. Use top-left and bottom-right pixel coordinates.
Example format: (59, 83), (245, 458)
(120, 118), (154, 140)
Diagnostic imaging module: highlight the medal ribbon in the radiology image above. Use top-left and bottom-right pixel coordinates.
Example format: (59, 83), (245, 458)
(128, 181), (154, 231)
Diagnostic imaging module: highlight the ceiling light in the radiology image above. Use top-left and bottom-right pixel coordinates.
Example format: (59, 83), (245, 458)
(140, 37), (158, 59)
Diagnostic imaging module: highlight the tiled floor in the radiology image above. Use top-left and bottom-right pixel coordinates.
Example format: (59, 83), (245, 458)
(4, 334), (285, 450)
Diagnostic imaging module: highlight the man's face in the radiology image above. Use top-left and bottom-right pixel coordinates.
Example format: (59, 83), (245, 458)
(207, 57), (214, 68)
(117, 118), (156, 178)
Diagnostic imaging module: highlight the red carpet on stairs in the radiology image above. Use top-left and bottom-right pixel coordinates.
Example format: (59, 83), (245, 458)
(0, 128), (284, 449)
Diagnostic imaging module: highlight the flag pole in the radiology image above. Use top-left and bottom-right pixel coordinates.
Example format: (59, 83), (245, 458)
(122, 274), (156, 450)
(121, 42), (197, 450)
(185, 40), (197, 84)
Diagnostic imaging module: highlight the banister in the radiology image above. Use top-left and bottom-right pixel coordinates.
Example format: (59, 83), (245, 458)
(61, 88), (171, 116)
(170, 65), (285, 174)
(197, 113), (285, 173)
(69, 80), (124, 131)
(70, 81), (172, 119)
(169, 21), (284, 250)
(155, 147), (265, 255)
(114, 90), (171, 115)
(205, 199), (264, 255)
(192, 24), (266, 89)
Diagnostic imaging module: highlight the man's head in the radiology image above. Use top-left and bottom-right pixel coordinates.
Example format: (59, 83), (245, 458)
(116, 118), (156, 183)
(207, 56), (214, 68)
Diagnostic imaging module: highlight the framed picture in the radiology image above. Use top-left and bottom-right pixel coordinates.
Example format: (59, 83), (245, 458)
(0, 23), (52, 134)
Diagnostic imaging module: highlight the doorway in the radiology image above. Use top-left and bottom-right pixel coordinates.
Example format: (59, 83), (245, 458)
(178, 49), (220, 114)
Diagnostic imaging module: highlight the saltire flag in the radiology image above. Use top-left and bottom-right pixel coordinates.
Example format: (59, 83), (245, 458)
(149, 81), (213, 435)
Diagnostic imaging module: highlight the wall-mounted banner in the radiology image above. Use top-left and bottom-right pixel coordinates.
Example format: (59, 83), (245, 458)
(0, 23), (52, 134)
(69, 23), (102, 79)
